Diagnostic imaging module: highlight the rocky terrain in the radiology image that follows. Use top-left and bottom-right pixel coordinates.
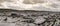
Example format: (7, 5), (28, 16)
(0, 9), (60, 26)
(0, 0), (60, 26)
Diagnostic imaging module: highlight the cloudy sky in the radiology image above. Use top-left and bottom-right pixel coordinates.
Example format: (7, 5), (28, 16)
(0, 0), (60, 12)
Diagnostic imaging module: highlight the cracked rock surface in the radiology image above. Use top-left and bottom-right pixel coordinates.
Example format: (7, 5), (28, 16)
(0, 10), (60, 26)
